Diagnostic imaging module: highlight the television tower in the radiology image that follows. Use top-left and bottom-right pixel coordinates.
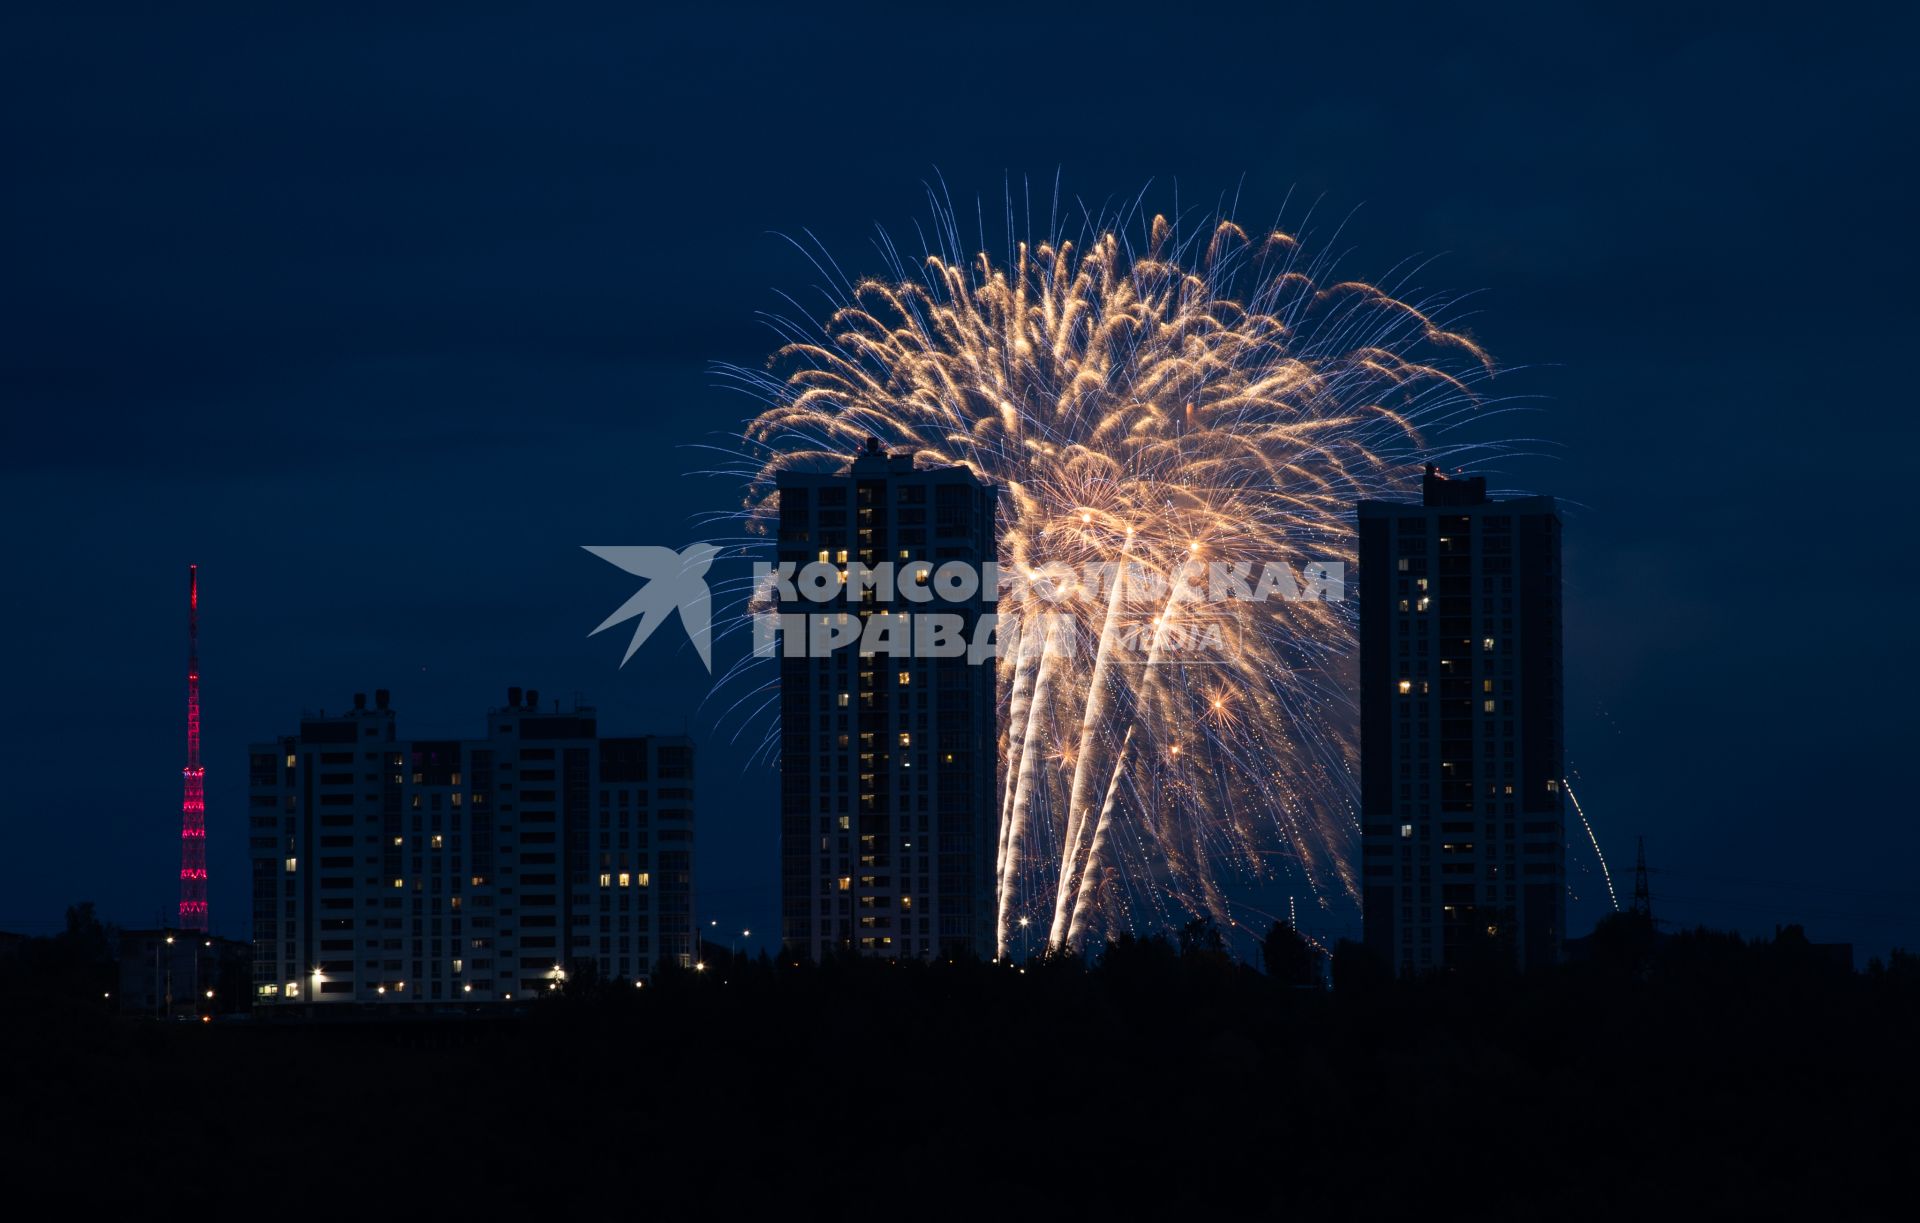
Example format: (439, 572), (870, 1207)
(178, 565), (208, 931)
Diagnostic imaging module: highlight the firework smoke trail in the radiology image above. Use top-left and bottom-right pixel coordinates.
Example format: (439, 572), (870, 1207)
(719, 184), (1499, 955)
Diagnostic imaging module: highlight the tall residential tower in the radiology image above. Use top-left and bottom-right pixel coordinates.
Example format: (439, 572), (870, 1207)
(1359, 467), (1564, 973)
(776, 440), (999, 961)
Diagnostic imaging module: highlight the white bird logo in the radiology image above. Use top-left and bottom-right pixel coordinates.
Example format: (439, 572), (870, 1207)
(583, 543), (718, 672)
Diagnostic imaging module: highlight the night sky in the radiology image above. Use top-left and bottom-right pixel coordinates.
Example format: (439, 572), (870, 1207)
(4, 4), (1914, 960)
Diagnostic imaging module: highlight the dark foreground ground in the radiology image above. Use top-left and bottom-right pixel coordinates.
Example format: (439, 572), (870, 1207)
(5, 919), (1916, 1217)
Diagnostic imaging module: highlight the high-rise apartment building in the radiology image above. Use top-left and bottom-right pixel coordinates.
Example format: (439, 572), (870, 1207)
(776, 440), (999, 961)
(1359, 466), (1564, 973)
(248, 688), (693, 1008)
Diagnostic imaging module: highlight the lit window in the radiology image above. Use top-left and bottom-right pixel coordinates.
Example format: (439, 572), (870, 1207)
(431, 834), (444, 849)
(392, 836), (404, 847)
(636, 872), (650, 887)
(285, 754), (296, 768)
(452, 959), (463, 974)
(898, 732), (911, 747)
(1416, 597), (1430, 612)
(1546, 779), (1559, 793)
(1398, 599), (1409, 612)
(392, 878), (403, 888)
(284, 857), (297, 872)
(618, 872), (631, 888)
(818, 550), (829, 564)
(838, 693), (850, 708)
(1483, 699), (1496, 713)
(837, 815), (850, 831)
(1482, 679), (1493, 692)
(1416, 578), (1428, 592)
(901, 896), (913, 911)
(836, 549), (848, 563)
(1397, 558), (1409, 572)
(1397, 679), (1411, 695)
(599, 872), (612, 887)
(1483, 637), (1495, 652)
(838, 876), (851, 892)
(898, 671), (910, 685)
(1400, 823), (1413, 839)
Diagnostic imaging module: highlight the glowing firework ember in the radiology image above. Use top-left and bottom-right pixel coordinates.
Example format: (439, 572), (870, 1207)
(720, 190), (1497, 955)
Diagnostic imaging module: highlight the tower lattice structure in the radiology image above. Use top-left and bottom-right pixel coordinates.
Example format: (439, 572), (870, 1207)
(179, 565), (208, 931)
(1630, 835), (1652, 920)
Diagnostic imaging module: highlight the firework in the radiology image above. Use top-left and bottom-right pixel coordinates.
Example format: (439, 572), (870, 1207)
(719, 187), (1497, 955)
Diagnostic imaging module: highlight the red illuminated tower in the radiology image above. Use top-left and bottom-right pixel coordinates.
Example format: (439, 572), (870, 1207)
(179, 565), (209, 931)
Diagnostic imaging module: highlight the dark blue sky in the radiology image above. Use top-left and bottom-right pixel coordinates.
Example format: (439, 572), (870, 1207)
(4, 3), (1915, 959)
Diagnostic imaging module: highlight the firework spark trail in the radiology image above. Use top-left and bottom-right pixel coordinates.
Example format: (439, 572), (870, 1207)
(1048, 538), (1135, 948)
(1070, 721), (1138, 942)
(720, 186), (1499, 955)
(996, 616), (1064, 952)
(1066, 558), (1201, 944)
(1565, 776), (1620, 912)
(993, 623), (1041, 899)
